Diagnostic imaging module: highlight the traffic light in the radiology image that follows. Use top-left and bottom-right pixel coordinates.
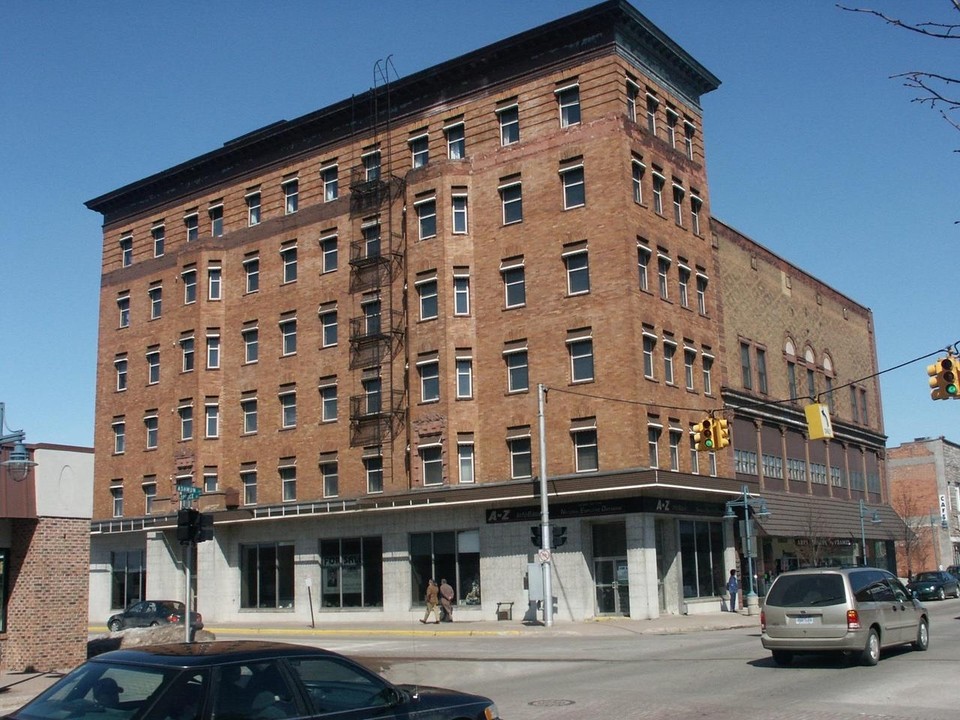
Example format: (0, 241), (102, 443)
(693, 417), (715, 451)
(552, 526), (568, 547)
(530, 526), (540, 547)
(197, 513), (214, 542)
(928, 356), (959, 400)
(177, 508), (199, 544)
(715, 418), (731, 450)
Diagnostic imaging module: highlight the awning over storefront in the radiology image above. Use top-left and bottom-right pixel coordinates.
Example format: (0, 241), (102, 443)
(755, 490), (905, 542)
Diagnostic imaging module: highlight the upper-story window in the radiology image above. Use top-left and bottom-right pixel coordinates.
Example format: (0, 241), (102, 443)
(148, 283), (162, 320)
(280, 242), (297, 284)
(185, 212), (199, 242)
(246, 188), (261, 226)
(453, 269), (470, 316)
(320, 232), (338, 273)
(504, 343), (529, 393)
(208, 265), (222, 300)
(690, 192), (703, 235)
(279, 315), (297, 356)
(637, 240), (651, 293)
(657, 252), (671, 300)
(206, 331), (221, 370)
(684, 120), (697, 161)
(146, 348), (160, 385)
(497, 103), (519, 145)
(740, 341), (753, 390)
(151, 225), (165, 257)
(672, 181), (685, 226)
(626, 79), (639, 122)
(416, 197), (437, 240)
(409, 133), (429, 169)
(568, 331), (594, 383)
(182, 267), (197, 304)
(632, 155), (645, 204)
(696, 271), (708, 315)
(120, 236), (133, 267)
(416, 275), (439, 320)
(418, 355), (440, 403)
(501, 257), (526, 308)
(283, 177), (299, 214)
(244, 255), (259, 294)
(209, 203), (224, 237)
(560, 162), (585, 210)
(666, 107), (679, 149)
(363, 150), (381, 181)
(678, 264), (690, 308)
(500, 179), (523, 225)
(646, 91), (659, 135)
(556, 83), (581, 127)
(319, 303), (338, 348)
(573, 420), (599, 472)
(452, 192), (468, 234)
(114, 356), (128, 391)
(321, 164), (338, 202)
(112, 418), (125, 455)
(362, 222), (380, 259)
(445, 122), (465, 159)
(652, 169), (665, 215)
(563, 245), (590, 296)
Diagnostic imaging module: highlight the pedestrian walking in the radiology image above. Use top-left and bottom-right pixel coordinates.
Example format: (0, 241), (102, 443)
(439, 578), (455, 622)
(420, 578), (440, 624)
(727, 569), (740, 613)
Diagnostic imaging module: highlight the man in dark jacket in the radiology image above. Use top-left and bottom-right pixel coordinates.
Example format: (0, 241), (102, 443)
(439, 578), (455, 622)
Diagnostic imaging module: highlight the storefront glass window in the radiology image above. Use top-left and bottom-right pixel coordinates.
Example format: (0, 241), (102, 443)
(409, 530), (480, 604)
(319, 536), (383, 608)
(679, 520), (724, 598)
(240, 542), (295, 608)
(110, 549), (145, 610)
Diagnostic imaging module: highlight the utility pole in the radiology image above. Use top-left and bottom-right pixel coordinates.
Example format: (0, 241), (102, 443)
(537, 384), (553, 627)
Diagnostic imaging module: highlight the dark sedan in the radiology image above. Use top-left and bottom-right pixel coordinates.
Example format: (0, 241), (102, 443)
(6, 640), (500, 720)
(107, 600), (203, 632)
(906, 571), (960, 601)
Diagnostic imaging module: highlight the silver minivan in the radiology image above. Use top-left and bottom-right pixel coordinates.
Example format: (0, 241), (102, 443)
(760, 567), (929, 666)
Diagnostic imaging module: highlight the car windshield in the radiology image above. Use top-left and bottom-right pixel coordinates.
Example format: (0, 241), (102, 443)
(765, 574), (846, 607)
(14, 660), (189, 720)
(914, 573), (939, 582)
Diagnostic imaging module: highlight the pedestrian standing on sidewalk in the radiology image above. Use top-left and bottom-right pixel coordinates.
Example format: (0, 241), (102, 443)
(420, 578), (440, 624)
(439, 578), (455, 622)
(727, 569), (740, 613)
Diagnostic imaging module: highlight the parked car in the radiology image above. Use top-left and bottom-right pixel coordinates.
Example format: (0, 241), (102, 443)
(5, 640), (500, 720)
(760, 567), (929, 666)
(944, 565), (960, 582)
(107, 600), (203, 632)
(906, 571), (960, 601)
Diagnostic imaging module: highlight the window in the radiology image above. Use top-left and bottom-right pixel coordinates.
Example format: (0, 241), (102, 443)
(203, 467), (218, 493)
(452, 193), (468, 234)
(362, 222), (380, 259)
(205, 400), (220, 439)
(120, 236), (133, 267)
(508, 434), (532, 479)
(208, 266), (222, 300)
(453, 271), (470, 316)
(362, 297), (381, 336)
(417, 277), (438, 320)
(240, 542), (294, 609)
(807, 366), (816, 400)
(409, 529), (480, 604)
(740, 342), (753, 390)
(178, 403), (193, 440)
(666, 107), (679, 149)
(568, 334), (594, 383)
(279, 387), (297, 428)
(678, 520), (725, 600)
(180, 336), (195, 372)
(319, 305), (337, 347)
(757, 348), (768, 394)
(244, 256), (259, 293)
(146, 348), (160, 384)
(152, 225), (165, 257)
(283, 177), (299, 214)
(419, 357), (440, 403)
(646, 92), (659, 135)
(241, 396), (258, 434)
(626, 79), (639, 121)
(320, 233), (338, 273)
(321, 164), (338, 202)
(458, 439), (475, 484)
(689, 434), (700, 475)
(500, 181), (522, 224)
(320, 461), (338, 497)
(678, 265), (690, 308)
(242, 326), (258, 364)
(564, 248), (590, 295)
(690, 193), (703, 235)
(642, 333), (656, 379)
(410, 134), (429, 168)
(319, 377), (337, 422)
(280, 243), (297, 283)
(669, 428), (682, 471)
(206, 332), (220, 369)
(684, 121), (696, 161)
(241, 466), (257, 505)
(112, 418), (125, 454)
(647, 423), (662, 468)
(280, 316), (297, 356)
(696, 273), (708, 315)
(560, 164), (585, 209)
(246, 189), (261, 226)
(319, 536), (383, 609)
(365, 454), (383, 493)
(684, 347), (696, 390)
(148, 284), (162, 320)
(416, 198), (437, 240)
(658, 254), (671, 300)
(456, 354), (473, 399)
(280, 461), (296, 502)
(702, 354), (714, 395)
(446, 122), (465, 159)
(182, 268), (197, 304)
(556, 84), (581, 127)
(363, 377), (382, 415)
(363, 150), (381, 181)
(637, 242), (650, 292)
(420, 445), (443, 486)
(110, 550), (145, 610)
(115, 356), (128, 391)
(185, 212), (199, 242)
(209, 204), (223, 237)
(111, 487), (123, 517)
(573, 424), (598, 472)
(663, 341), (676, 384)
(504, 345), (529, 393)
(502, 260), (525, 308)
(673, 181), (685, 226)
(632, 156), (645, 204)
(498, 104), (519, 145)
(652, 171), (665, 215)
(143, 480), (157, 514)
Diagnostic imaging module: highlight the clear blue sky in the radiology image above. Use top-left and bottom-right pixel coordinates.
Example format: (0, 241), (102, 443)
(1, 1), (956, 449)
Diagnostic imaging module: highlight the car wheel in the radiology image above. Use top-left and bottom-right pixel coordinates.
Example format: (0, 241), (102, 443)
(860, 628), (880, 666)
(150, 621), (160, 627)
(937, 587), (946, 601)
(771, 650), (793, 667)
(108, 619), (122, 632)
(913, 618), (929, 652)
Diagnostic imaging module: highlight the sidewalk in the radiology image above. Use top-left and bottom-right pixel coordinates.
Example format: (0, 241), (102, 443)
(0, 611), (758, 712)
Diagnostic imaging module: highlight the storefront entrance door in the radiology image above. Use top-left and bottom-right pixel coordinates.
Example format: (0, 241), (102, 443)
(594, 557), (629, 615)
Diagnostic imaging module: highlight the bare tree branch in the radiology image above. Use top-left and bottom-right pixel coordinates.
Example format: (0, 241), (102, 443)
(837, 4), (960, 39)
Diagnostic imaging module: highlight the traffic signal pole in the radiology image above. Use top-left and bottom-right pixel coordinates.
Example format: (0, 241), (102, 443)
(537, 383), (553, 627)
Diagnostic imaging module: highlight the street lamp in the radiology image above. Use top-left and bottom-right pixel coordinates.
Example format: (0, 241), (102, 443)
(0, 403), (37, 482)
(724, 485), (770, 615)
(858, 498), (881, 567)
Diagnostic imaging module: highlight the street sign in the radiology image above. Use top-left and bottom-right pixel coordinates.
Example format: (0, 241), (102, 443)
(537, 548), (551, 564)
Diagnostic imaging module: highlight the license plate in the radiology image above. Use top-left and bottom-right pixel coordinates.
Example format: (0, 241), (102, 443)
(795, 616), (815, 625)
